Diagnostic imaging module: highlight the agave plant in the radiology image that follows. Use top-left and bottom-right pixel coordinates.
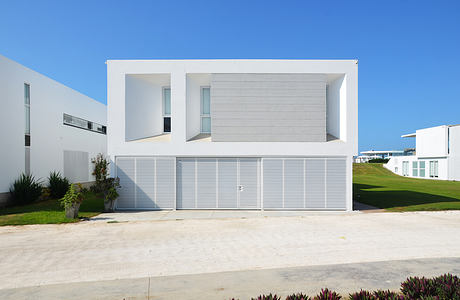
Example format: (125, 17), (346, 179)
(9, 173), (43, 205)
(314, 288), (341, 300)
(47, 171), (70, 199)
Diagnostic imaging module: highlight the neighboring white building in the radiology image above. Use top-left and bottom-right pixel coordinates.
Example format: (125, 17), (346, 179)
(0, 54), (107, 204)
(107, 59), (358, 211)
(385, 125), (460, 180)
(354, 149), (412, 163)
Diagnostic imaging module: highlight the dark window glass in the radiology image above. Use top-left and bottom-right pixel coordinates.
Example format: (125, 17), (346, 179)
(25, 134), (30, 146)
(163, 117), (171, 133)
(101, 126), (107, 134)
(87, 122), (93, 130)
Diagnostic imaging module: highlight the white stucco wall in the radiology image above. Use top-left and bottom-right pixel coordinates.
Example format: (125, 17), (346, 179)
(385, 156), (448, 180)
(326, 74), (346, 140)
(0, 54), (107, 193)
(186, 74), (210, 140)
(416, 126), (448, 158)
(448, 126), (460, 180)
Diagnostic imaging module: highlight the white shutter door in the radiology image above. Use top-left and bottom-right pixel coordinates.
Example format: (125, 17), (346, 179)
(326, 159), (346, 209)
(239, 158), (260, 208)
(196, 159), (217, 208)
(177, 159), (196, 209)
(156, 158), (175, 209)
(217, 158), (238, 208)
(116, 157), (135, 209)
(135, 158), (156, 209)
(305, 159), (326, 208)
(263, 159), (283, 208)
(284, 159), (305, 208)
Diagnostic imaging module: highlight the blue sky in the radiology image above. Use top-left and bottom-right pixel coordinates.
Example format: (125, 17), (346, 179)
(1, 0), (459, 153)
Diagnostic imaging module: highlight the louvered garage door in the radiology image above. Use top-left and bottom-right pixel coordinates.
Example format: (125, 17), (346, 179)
(263, 158), (347, 210)
(115, 157), (175, 209)
(177, 158), (260, 209)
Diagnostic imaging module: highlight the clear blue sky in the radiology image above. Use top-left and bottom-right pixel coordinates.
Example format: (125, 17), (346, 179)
(1, 0), (459, 153)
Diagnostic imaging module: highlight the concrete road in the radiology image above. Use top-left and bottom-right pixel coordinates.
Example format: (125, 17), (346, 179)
(1, 257), (460, 299)
(0, 211), (459, 296)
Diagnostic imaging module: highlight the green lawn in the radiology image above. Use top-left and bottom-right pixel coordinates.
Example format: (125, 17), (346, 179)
(354, 163), (460, 211)
(0, 192), (104, 226)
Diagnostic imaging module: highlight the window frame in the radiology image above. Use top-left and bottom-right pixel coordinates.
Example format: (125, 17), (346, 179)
(412, 161), (418, 177)
(419, 161), (426, 177)
(430, 160), (439, 178)
(24, 83), (31, 138)
(200, 86), (211, 133)
(162, 86), (171, 133)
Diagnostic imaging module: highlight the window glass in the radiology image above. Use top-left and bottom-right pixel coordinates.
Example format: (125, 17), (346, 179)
(412, 161), (418, 177)
(163, 88), (171, 116)
(24, 84), (30, 105)
(419, 161), (425, 177)
(201, 88), (210, 115)
(25, 106), (30, 134)
(163, 117), (171, 133)
(201, 117), (211, 133)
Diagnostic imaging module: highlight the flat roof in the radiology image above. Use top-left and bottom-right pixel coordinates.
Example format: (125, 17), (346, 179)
(361, 150), (404, 155)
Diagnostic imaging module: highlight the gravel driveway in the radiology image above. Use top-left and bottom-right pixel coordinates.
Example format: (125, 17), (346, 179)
(0, 211), (460, 290)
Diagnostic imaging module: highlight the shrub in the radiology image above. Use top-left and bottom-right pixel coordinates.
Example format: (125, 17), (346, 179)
(373, 290), (405, 300)
(349, 290), (375, 300)
(47, 171), (70, 199)
(314, 289), (341, 300)
(251, 294), (281, 300)
(432, 273), (460, 299)
(60, 183), (84, 210)
(401, 276), (436, 299)
(367, 159), (389, 163)
(286, 293), (311, 300)
(91, 153), (110, 193)
(9, 173), (43, 205)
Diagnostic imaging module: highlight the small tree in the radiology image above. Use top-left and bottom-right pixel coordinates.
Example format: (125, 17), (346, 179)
(91, 153), (120, 212)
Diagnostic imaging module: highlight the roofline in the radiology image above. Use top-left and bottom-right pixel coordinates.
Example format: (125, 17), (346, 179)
(106, 58), (359, 63)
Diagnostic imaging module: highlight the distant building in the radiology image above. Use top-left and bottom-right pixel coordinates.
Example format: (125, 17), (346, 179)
(354, 150), (408, 163)
(385, 125), (460, 180)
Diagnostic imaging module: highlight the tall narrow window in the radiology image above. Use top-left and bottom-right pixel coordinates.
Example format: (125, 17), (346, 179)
(163, 87), (171, 133)
(24, 83), (30, 146)
(201, 87), (211, 133)
(412, 161), (418, 177)
(430, 161), (438, 178)
(402, 161), (409, 176)
(419, 161), (425, 177)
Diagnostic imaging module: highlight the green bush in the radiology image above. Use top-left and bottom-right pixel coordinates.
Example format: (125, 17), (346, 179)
(60, 184), (84, 210)
(9, 173), (43, 205)
(47, 171), (70, 199)
(251, 294), (281, 300)
(367, 159), (389, 163)
(349, 290), (375, 300)
(372, 290), (404, 300)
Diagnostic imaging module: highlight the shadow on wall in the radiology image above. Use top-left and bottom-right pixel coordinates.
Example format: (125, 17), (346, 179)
(353, 183), (460, 209)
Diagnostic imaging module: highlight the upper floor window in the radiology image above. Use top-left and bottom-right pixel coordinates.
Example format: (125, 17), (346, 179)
(163, 87), (171, 133)
(63, 113), (106, 134)
(201, 87), (211, 133)
(24, 83), (31, 146)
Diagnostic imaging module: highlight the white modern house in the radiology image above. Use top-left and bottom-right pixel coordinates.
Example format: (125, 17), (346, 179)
(107, 59), (358, 211)
(0, 54), (107, 205)
(385, 125), (460, 180)
(354, 150), (410, 163)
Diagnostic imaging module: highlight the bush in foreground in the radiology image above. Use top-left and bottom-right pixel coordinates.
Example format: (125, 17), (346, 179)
(9, 173), (42, 205)
(47, 171), (70, 199)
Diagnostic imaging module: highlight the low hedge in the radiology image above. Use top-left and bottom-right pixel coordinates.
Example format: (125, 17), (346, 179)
(230, 274), (460, 300)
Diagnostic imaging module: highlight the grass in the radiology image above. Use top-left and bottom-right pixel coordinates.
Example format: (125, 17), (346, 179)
(354, 163), (460, 211)
(0, 192), (104, 226)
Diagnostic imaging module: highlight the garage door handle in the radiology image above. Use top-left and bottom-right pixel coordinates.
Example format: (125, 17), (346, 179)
(238, 185), (244, 191)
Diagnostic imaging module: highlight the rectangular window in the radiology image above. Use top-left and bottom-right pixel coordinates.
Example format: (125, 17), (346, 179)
(430, 161), (439, 178)
(24, 83), (30, 146)
(419, 161), (425, 177)
(163, 87), (171, 133)
(201, 87), (211, 133)
(412, 161), (418, 177)
(402, 161), (408, 176)
(63, 113), (106, 135)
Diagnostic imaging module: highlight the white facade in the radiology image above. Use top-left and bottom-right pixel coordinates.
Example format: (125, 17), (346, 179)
(385, 125), (460, 180)
(0, 54), (107, 196)
(107, 59), (358, 211)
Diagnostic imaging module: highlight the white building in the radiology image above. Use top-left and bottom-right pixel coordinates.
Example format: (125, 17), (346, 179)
(385, 125), (460, 180)
(354, 150), (407, 163)
(0, 54), (107, 205)
(107, 59), (358, 211)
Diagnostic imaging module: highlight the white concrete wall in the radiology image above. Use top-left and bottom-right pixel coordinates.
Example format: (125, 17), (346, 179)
(107, 59), (358, 209)
(125, 74), (170, 141)
(448, 126), (460, 180)
(385, 156), (449, 180)
(186, 74), (210, 140)
(0, 54), (107, 193)
(326, 74), (345, 139)
(416, 126), (448, 158)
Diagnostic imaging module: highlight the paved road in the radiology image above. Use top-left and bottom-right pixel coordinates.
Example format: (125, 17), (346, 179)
(0, 211), (459, 296)
(1, 258), (460, 299)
